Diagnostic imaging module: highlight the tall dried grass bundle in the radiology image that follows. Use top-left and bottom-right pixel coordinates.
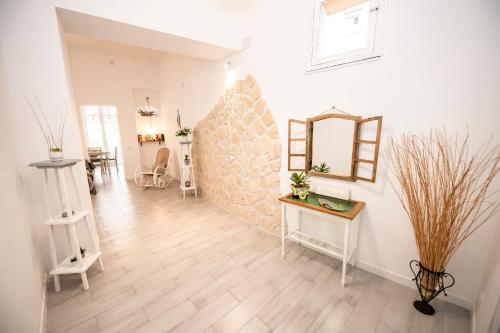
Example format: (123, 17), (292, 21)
(386, 129), (499, 284)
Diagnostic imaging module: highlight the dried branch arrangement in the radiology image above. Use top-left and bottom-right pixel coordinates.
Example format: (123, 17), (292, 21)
(386, 129), (499, 274)
(24, 93), (67, 152)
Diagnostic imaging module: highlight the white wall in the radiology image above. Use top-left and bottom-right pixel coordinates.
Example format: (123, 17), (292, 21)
(474, 223), (500, 333)
(68, 48), (164, 179)
(158, 54), (225, 180)
(151, 0), (500, 309)
(0, 42), (46, 333)
(0, 0), (96, 304)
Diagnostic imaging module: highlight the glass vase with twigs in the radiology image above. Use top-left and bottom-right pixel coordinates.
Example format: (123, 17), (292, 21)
(24, 93), (68, 161)
(386, 129), (499, 315)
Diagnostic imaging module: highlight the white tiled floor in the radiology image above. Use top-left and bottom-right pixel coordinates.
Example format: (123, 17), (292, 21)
(46, 169), (470, 332)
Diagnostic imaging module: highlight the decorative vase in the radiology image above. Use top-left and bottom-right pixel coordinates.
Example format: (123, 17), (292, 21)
(410, 260), (455, 315)
(184, 155), (190, 166)
(49, 149), (63, 162)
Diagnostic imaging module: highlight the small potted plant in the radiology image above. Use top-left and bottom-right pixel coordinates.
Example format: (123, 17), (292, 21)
(176, 127), (192, 143)
(312, 162), (330, 173)
(290, 171), (310, 199)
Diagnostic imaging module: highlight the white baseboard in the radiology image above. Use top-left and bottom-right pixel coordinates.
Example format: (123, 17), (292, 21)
(356, 259), (473, 310)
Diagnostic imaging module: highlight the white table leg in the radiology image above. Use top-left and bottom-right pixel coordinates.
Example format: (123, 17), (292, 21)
(341, 221), (351, 287)
(281, 204), (286, 258)
(296, 209), (302, 245)
(351, 217), (360, 267)
(48, 225), (61, 292)
(69, 224), (89, 290)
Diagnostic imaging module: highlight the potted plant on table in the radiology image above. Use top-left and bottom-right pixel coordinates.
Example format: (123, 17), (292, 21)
(290, 171), (310, 199)
(176, 127), (192, 143)
(25, 93), (67, 161)
(386, 128), (499, 315)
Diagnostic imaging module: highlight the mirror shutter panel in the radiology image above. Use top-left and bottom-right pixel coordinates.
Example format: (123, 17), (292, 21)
(288, 119), (307, 171)
(353, 116), (383, 182)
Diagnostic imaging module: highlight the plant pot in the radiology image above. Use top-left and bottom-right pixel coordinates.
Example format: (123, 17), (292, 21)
(49, 149), (63, 161)
(178, 134), (191, 143)
(291, 185), (309, 198)
(409, 260), (455, 315)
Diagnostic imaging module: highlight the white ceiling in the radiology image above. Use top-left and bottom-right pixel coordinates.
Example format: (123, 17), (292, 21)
(57, 8), (240, 62)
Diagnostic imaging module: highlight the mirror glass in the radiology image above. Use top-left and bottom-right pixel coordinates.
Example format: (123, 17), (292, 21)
(311, 117), (356, 179)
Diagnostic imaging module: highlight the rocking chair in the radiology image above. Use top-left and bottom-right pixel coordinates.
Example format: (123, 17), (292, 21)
(134, 148), (172, 189)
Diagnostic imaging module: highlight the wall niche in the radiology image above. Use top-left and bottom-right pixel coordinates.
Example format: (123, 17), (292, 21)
(192, 75), (282, 232)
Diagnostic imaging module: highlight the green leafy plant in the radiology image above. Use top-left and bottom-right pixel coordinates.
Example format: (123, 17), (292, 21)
(312, 162), (330, 173)
(290, 172), (310, 198)
(175, 127), (192, 136)
(290, 172), (310, 188)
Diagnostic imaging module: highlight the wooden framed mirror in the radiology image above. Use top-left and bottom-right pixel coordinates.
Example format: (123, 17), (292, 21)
(288, 113), (383, 183)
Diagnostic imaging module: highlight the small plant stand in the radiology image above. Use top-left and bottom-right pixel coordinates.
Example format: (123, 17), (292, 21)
(179, 141), (197, 199)
(29, 159), (104, 292)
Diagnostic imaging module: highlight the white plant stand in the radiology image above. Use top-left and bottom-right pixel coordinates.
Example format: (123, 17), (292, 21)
(179, 141), (197, 199)
(29, 159), (104, 292)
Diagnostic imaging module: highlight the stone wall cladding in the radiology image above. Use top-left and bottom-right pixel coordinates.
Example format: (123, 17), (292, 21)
(192, 75), (282, 233)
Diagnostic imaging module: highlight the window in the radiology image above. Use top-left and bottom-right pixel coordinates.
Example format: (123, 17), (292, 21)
(82, 105), (122, 163)
(309, 0), (386, 72)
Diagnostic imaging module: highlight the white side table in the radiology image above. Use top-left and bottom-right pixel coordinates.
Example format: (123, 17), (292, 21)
(279, 193), (364, 287)
(30, 159), (104, 292)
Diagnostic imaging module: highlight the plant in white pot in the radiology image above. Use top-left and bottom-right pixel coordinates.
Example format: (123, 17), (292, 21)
(25, 94), (67, 161)
(176, 127), (192, 143)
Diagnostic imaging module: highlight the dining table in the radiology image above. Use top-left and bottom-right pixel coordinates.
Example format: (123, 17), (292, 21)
(88, 150), (110, 175)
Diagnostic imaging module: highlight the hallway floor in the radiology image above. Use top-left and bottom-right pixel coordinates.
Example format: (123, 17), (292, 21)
(46, 172), (470, 333)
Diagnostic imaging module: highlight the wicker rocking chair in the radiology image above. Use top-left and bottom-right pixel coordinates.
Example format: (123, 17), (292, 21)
(134, 148), (172, 189)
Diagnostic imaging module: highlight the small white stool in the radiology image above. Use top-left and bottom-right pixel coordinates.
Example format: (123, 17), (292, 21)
(30, 159), (104, 292)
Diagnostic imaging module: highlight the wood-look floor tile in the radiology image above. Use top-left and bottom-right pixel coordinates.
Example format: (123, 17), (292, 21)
(170, 292), (239, 333)
(45, 175), (470, 333)
(212, 283), (278, 333)
(136, 301), (196, 333)
(239, 317), (271, 333)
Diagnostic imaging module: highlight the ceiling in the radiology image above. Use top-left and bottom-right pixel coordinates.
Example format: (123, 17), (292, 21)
(58, 8), (240, 62)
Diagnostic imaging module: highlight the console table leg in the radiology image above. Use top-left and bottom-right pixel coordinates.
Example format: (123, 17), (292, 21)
(341, 222), (351, 287)
(281, 204), (286, 258)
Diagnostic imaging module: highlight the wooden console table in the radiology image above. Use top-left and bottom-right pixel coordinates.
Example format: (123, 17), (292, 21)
(279, 192), (365, 287)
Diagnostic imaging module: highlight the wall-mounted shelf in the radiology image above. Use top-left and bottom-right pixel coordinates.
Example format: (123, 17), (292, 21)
(137, 133), (165, 146)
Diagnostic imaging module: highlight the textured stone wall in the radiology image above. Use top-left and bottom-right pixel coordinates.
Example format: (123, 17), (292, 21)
(192, 75), (282, 232)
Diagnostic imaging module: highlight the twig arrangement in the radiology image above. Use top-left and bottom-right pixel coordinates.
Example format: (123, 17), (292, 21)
(386, 129), (499, 280)
(24, 93), (67, 152)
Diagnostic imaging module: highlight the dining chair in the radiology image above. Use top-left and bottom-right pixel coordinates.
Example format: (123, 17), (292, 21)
(108, 146), (119, 173)
(88, 147), (106, 177)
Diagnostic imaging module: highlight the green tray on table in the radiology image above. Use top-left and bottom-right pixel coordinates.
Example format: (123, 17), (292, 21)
(286, 192), (355, 212)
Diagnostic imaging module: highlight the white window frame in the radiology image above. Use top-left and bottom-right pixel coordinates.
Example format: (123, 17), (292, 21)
(308, 0), (388, 73)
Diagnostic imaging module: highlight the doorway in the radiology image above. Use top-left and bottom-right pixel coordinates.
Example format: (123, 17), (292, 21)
(81, 105), (124, 175)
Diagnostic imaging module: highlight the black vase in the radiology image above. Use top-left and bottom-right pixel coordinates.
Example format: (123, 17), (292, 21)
(410, 260), (455, 315)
